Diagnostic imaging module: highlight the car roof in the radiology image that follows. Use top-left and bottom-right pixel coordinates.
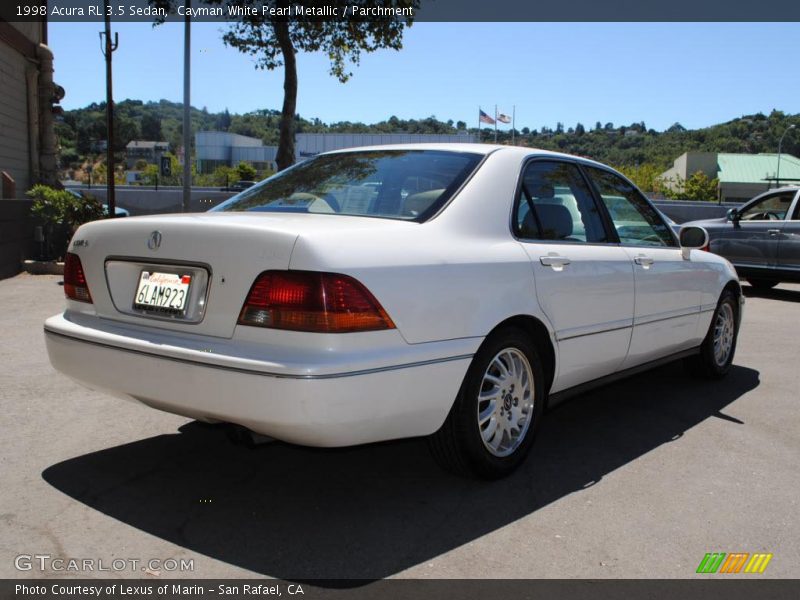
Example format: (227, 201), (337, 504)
(757, 186), (800, 193)
(320, 143), (612, 170)
(742, 186), (800, 203)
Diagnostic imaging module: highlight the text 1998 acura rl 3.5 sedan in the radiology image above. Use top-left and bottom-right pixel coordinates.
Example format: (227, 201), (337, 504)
(44, 145), (744, 478)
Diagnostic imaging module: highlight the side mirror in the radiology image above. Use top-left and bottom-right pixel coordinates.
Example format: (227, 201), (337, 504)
(679, 226), (709, 260)
(726, 207), (739, 222)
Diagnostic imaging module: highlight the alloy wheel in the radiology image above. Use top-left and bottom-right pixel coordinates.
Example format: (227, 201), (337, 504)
(476, 348), (535, 457)
(713, 302), (735, 367)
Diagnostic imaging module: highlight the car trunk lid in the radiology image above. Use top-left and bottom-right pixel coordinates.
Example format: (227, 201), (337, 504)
(74, 212), (305, 338)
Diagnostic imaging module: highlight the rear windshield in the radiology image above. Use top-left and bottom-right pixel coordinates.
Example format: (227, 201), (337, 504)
(212, 150), (483, 221)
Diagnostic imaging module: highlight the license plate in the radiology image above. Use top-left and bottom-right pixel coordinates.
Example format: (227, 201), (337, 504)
(134, 271), (192, 314)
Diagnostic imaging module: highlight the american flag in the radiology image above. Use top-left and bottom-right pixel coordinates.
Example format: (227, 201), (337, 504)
(479, 109), (495, 125)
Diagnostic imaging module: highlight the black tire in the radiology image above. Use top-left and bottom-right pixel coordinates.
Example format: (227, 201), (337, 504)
(684, 289), (740, 379)
(428, 327), (546, 479)
(747, 278), (779, 291)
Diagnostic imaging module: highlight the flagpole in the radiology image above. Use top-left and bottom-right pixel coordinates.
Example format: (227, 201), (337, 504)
(512, 105), (516, 145)
(494, 104), (498, 143)
(477, 106), (480, 142)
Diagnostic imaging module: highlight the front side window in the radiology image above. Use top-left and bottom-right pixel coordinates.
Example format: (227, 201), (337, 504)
(514, 161), (608, 243)
(213, 150), (483, 221)
(739, 191), (795, 221)
(585, 167), (676, 247)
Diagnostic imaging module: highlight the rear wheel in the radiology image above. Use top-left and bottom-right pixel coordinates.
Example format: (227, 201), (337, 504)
(428, 327), (545, 479)
(747, 278), (779, 291)
(684, 289), (739, 379)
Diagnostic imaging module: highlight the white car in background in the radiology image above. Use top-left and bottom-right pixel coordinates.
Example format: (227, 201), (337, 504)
(45, 145), (743, 478)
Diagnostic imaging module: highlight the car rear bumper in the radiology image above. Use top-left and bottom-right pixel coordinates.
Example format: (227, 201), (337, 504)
(44, 313), (475, 447)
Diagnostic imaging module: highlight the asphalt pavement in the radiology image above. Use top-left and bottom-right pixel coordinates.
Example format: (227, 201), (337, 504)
(0, 273), (797, 580)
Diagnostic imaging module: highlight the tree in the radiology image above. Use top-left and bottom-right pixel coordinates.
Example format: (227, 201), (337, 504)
(575, 123), (585, 136)
(140, 164), (160, 186)
(193, 1), (419, 170)
(684, 170), (719, 201)
(114, 116), (140, 151)
(617, 163), (665, 194)
(236, 161), (257, 181)
(209, 165), (240, 187)
(217, 108), (232, 131)
(141, 113), (162, 140)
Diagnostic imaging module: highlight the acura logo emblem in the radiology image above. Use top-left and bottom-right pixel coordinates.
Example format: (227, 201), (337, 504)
(147, 231), (162, 250)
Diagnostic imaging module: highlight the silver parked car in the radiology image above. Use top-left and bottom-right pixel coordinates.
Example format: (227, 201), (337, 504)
(682, 186), (800, 290)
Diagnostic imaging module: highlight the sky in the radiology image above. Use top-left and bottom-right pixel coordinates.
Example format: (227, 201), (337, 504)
(48, 21), (800, 132)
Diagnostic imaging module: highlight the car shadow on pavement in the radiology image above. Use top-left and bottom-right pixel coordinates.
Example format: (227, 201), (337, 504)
(742, 284), (800, 303)
(42, 362), (759, 583)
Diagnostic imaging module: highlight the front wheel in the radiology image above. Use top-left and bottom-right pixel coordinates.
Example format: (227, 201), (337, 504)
(428, 327), (545, 479)
(685, 289), (740, 379)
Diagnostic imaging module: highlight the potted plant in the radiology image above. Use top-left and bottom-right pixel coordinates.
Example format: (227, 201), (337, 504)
(25, 185), (104, 272)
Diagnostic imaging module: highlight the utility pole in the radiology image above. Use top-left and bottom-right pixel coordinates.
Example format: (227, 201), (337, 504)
(100, 1), (118, 218)
(182, 2), (192, 212)
(511, 105), (516, 145)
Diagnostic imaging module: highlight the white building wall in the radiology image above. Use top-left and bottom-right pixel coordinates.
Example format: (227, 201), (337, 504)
(295, 133), (477, 159)
(196, 131), (478, 171)
(231, 146), (278, 163)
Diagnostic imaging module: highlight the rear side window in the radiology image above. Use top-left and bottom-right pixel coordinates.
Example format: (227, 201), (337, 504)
(213, 150), (483, 222)
(515, 161), (608, 243)
(585, 167), (676, 247)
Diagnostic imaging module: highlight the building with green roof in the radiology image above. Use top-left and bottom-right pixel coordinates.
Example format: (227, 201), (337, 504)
(660, 152), (800, 203)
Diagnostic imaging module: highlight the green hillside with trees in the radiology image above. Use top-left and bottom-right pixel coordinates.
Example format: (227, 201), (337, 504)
(55, 100), (799, 194)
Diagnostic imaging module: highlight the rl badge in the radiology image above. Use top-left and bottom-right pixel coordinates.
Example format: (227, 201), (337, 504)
(696, 552), (773, 574)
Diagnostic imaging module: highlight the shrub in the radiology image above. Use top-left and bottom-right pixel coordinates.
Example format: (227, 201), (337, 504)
(27, 185), (104, 260)
(236, 161), (257, 181)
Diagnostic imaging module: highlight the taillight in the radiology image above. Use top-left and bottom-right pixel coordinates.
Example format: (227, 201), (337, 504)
(238, 271), (395, 333)
(64, 252), (92, 303)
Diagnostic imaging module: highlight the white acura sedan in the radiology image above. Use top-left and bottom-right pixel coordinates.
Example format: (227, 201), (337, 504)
(45, 145), (743, 478)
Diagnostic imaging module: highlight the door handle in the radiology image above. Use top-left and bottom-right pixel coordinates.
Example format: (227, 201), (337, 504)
(767, 229), (781, 236)
(634, 255), (654, 268)
(540, 255), (571, 270)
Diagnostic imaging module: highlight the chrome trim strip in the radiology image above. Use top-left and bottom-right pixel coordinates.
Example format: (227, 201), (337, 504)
(633, 307), (700, 326)
(557, 322), (632, 342)
(44, 327), (472, 380)
(732, 263), (774, 270)
(557, 306), (704, 341)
